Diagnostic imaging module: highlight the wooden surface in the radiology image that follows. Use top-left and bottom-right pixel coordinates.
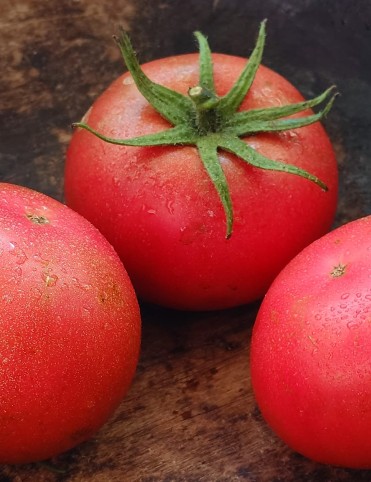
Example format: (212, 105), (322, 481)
(1, 1), (371, 480)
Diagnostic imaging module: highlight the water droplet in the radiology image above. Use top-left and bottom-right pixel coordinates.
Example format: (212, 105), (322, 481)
(33, 253), (50, 266)
(166, 200), (175, 215)
(112, 176), (121, 187)
(147, 209), (156, 215)
(341, 293), (350, 300)
(9, 242), (28, 265)
(2, 294), (13, 304)
(123, 75), (134, 85)
(347, 320), (361, 330)
(30, 287), (43, 300)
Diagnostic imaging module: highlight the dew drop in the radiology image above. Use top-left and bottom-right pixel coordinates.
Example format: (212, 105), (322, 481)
(341, 292), (350, 300)
(347, 320), (361, 330)
(112, 177), (121, 187)
(166, 200), (175, 215)
(123, 75), (134, 85)
(9, 242), (28, 265)
(2, 294), (13, 304)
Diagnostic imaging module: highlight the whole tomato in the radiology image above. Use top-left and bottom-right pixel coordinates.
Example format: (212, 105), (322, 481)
(0, 183), (141, 464)
(250, 215), (371, 468)
(65, 23), (338, 310)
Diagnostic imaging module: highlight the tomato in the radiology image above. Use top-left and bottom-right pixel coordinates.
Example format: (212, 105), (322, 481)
(64, 24), (338, 310)
(250, 215), (371, 468)
(0, 183), (141, 464)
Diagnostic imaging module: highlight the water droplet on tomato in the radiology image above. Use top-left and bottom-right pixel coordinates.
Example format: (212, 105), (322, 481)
(2, 294), (13, 304)
(33, 253), (50, 266)
(341, 292), (350, 300)
(123, 75), (134, 85)
(9, 241), (28, 265)
(166, 200), (175, 215)
(347, 320), (362, 330)
(112, 177), (121, 187)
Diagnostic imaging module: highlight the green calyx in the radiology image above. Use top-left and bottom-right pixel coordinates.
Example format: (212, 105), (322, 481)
(73, 20), (337, 238)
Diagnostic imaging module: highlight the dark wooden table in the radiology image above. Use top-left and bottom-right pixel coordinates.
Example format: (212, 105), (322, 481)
(1, 1), (371, 480)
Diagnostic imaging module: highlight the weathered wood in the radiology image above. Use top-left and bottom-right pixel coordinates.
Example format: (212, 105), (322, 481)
(1, 1), (371, 480)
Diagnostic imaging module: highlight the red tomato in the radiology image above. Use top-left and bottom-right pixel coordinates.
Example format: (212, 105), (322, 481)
(0, 183), (141, 464)
(250, 215), (371, 468)
(65, 46), (338, 310)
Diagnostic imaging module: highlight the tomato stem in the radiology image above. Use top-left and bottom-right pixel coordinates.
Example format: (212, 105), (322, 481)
(188, 86), (221, 134)
(73, 21), (337, 238)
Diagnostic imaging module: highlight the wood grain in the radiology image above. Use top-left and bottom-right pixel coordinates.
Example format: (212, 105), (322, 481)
(1, 1), (371, 480)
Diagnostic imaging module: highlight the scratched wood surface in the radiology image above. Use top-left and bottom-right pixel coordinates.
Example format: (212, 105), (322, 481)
(1, 1), (371, 481)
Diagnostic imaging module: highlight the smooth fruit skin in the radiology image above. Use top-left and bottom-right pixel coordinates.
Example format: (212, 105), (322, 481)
(0, 183), (141, 464)
(250, 216), (371, 468)
(65, 53), (338, 310)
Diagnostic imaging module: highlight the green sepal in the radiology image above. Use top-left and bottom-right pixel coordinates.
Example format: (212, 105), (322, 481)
(225, 86), (336, 132)
(218, 20), (266, 117)
(218, 135), (328, 191)
(74, 20), (337, 238)
(72, 122), (197, 146)
(114, 29), (193, 125)
(197, 137), (233, 238)
(229, 91), (336, 135)
(194, 31), (215, 92)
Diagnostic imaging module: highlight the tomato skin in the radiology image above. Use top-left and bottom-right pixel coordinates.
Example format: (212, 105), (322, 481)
(65, 52), (338, 310)
(0, 183), (141, 464)
(250, 215), (371, 468)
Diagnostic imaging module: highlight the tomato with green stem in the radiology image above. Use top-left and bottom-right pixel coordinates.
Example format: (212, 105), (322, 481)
(65, 21), (338, 310)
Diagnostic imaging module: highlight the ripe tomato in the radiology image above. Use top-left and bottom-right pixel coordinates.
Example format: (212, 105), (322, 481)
(250, 215), (371, 468)
(64, 26), (338, 310)
(0, 183), (141, 464)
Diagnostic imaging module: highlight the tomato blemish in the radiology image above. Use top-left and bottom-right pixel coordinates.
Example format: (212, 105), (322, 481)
(331, 263), (347, 277)
(26, 213), (49, 225)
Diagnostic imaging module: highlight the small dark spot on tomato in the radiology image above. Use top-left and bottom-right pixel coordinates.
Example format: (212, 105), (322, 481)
(26, 213), (49, 224)
(331, 263), (347, 277)
(98, 291), (108, 304)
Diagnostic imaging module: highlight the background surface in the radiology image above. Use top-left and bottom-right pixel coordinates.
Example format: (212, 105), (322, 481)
(1, 0), (371, 480)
